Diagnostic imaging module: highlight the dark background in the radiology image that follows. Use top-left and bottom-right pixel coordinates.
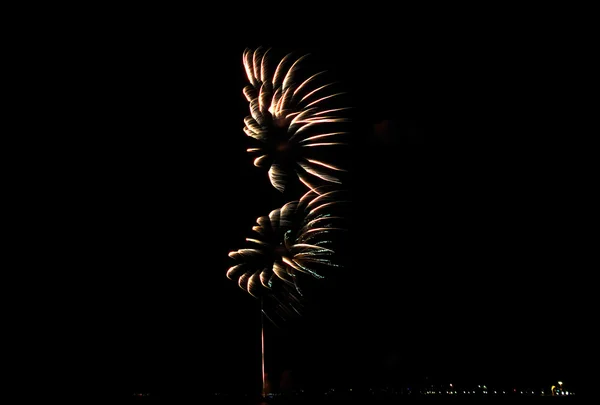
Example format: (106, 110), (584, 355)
(48, 12), (582, 399)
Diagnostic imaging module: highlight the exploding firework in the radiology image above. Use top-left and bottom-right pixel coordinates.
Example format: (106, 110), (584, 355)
(242, 46), (351, 196)
(227, 186), (349, 322)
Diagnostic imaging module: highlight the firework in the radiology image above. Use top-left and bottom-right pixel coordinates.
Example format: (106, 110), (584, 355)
(242, 46), (351, 195)
(227, 187), (349, 322)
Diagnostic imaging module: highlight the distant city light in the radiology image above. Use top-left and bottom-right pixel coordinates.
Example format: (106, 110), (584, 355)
(207, 381), (575, 399)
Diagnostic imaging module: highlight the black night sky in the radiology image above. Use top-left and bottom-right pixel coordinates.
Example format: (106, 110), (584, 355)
(60, 15), (581, 400)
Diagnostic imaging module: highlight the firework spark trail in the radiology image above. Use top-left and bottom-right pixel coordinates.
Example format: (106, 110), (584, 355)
(227, 186), (349, 322)
(242, 47), (351, 195)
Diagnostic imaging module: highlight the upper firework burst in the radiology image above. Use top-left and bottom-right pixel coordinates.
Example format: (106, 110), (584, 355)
(227, 186), (349, 322)
(242, 46), (351, 195)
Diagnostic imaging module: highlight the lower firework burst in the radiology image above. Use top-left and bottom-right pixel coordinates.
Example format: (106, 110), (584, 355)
(227, 186), (349, 322)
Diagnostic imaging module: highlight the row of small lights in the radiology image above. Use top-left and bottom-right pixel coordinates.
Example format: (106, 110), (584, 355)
(323, 384), (574, 396)
(213, 384), (575, 397)
(419, 390), (565, 395)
